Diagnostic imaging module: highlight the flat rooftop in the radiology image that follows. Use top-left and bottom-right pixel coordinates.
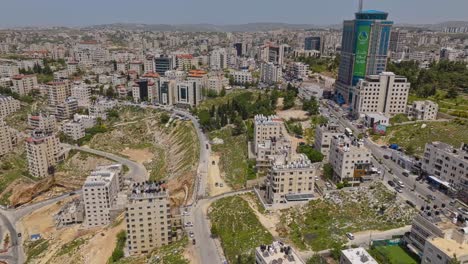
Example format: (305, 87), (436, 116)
(428, 237), (468, 258)
(256, 241), (305, 264)
(341, 248), (378, 264)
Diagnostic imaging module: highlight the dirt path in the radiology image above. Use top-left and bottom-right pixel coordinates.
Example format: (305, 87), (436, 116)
(241, 195), (280, 237)
(121, 147), (154, 164)
(207, 154), (231, 196)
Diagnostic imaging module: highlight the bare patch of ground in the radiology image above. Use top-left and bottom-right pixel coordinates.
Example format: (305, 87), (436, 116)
(276, 109), (309, 121)
(241, 194), (281, 237)
(207, 154), (232, 196)
(121, 147), (154, 164)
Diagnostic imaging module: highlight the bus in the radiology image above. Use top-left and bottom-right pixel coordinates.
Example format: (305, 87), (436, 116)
(345, 127), (353, 137)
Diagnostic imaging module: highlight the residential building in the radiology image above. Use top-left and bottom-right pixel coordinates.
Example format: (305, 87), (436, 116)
(363, 113), (389, 128)
(156, 78), (177, 106)
(126, 182), (172, 255)
(292, 62), (309, 79)
(28, 113), (56, 133)
(129, 61), (143, 76)
(305, 36), (321, 51)
(422, 236), (468, 264)
(73, 114), (96, 129)
(255, 241), (305, 264)
(11, 74), (38, 95)
(132, 79), (157, 103)
(422, 142), (468, 202)
(335, 10), (393, 105)
(46, 81), (71, 107)
(260, 62), (282, 85)
(351, 72), (410, 117)
(230, 70), (252, 85)
(340, 248), (378, 264)
(83, 166), (121, 227)
(314, 122), (341, 161)
(88, 99), (117, 120)
(71, 84), (91, 107)
(63, 121), (85, 141)
(144, 55), (155, 73)
(389, 30), (408, 53)
(264, 155), (317, 205)
(0, 95), (20, 119)
(175, 54), (194, 71)
(164, 70), (186, 81)
(67, 61), (79, 76)
(407, 100), (438, 121)
(55, 98), (78, 120)
(260, 44), (288, 65)
(26, 130), (64, 178)
(254, 115), (285, 155)
(0, 62), (19, 78)
(207, 75), (228, 93)
(329, 135), (372, 183)
(210, 48), (227, 70)
(298, 85), (323, 100)
(0, 121), (16, 157)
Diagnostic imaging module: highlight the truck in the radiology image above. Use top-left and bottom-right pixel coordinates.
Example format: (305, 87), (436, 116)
(345, 127), (353, 137)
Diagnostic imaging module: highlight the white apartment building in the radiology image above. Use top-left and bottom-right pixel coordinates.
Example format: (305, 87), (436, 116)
(144, 55), (155, 73)
(231, 71), (252, 84)
(88, 99), (117, 120)
(83, 166), (121, 227)
(0, 95), (20, 119)
(26, 131), (64, 178)
(73, 114), (96, 129)
(11, 74), (38, 96)
(254, 115), (285, 155)
(314, 122), (341, 161)
(255, 241), (305, 264)
(264, 155), (317, 205)
(292, 62), (309, 79)
(0, 63), (19, 78)
(126, 182), (172, 255)
(364, 113), (389, 128)
(210, 48), (227, 70)
(329, 135), (372, 184)
(0, 121), (16, 157)
(340, 248), (378, 264)
(260, 62), (282, 85)
(207, 75), (229, 93)
(406, 100), (438, 121)
(129, 61), (143, 75)
(352, 72), (410, 117)
(55, 98), (78, 121)
(67, 61), (79, 76)
(260, 44), (288, 65)
(28, 113), (56, 133)
(71, 84), (91, 107)
(164, 70), (186, 81)
(422, 142), (468, 202)
(63, 121), (85, 141)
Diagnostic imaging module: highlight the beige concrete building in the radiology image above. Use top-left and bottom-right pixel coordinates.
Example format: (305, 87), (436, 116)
(46, 80), (71, 107)
(126, 182), (172, 255)
(422, 142), (468, 202)
(28, 113), (56, 133)
(254, 115), (285, 154)
(63, 121), (85, 141)
(407, 100), (439, 121)
(83, 166), (121, 227)
(314, 122), (341, 161)
(352, 72), (410, 117)
(0, 120), (17, 157)
(256, 137), (292, 169)
(11, 74), (38, 95)
(329, 135), (372, 184)
(54, 198), (84, 227)
(422, 236), (468, 264)
(0, 95), (20, 119)
(26, 131), (64, 178)
(255, 241), (305, 264)
(264, 155), (317, 205)
(56, 98), (78, 120)
(71, 84), (91, 107)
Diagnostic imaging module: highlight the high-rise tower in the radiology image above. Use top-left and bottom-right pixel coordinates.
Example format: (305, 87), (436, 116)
(335, 10), (393, 105)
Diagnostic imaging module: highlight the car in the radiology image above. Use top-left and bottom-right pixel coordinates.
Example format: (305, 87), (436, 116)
(315, 176), (319, 181)
(402, 171), (409, 177)
(458, 207), (468, 215)
(449, 200), (457, 206)
(220, 183), (224, 187)
(416, 176), (423, 181)
(184, 222), (193, 227)
(192, 239), (196, 245)
(380, 146), (388, 149)
(346, 233), (355, 240)
(395, 188), (403, 193)
(383, 155), (390, 159)
(406, 200), (416, 207)
(17, 233), (22, 238)
(215, 182), (219, 187)
(388, 181), (395, 187)
(189, 231), (195, 238)
(427, 195), (436, 201)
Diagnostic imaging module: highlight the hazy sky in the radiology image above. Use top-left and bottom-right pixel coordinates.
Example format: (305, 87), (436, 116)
(1, 0), (467, 27)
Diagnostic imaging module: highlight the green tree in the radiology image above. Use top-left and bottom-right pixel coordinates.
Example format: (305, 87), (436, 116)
(307, 253), (326, 264)
(323, 163), (333, 180)
(302, 97), (319, 115)
(297, 145), (324, 162)
(160, 113), (170, 124)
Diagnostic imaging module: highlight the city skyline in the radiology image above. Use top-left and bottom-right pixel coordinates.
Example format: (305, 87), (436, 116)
(0, 0), (468, 28)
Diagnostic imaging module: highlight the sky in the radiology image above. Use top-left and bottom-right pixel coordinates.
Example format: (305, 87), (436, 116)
(0, 0), (467, 28)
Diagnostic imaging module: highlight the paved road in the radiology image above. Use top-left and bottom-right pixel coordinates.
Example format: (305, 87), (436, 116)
(68, 145), (149, 182)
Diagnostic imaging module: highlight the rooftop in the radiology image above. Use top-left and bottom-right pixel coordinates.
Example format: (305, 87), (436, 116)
(428, 237), (468, 258)
(255, 241), (305, 264)
(129, 181), (168, 201)
(341, 248), (378, 264)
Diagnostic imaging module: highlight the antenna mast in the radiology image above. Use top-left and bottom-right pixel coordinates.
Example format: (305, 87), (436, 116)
(359, 0), (363, 12)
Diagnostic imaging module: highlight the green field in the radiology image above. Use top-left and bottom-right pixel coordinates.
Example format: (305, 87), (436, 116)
(370, 245), (419, 264)
(385, 120), (468, 155)
(0, 148), (30, 205)
(196, 89), (260, 111)
(281, 183), (416, 251)
(210, 196), (273, 264)
(209, 127), (253, 189)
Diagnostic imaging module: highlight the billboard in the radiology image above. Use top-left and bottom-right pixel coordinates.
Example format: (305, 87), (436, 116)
(353, 24), (371, 81)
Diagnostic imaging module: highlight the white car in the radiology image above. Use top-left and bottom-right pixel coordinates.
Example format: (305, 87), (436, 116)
(346, 233), (355, 240)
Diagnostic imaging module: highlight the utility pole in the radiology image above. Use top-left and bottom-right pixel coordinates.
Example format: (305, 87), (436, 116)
(359, 0), (363, 12)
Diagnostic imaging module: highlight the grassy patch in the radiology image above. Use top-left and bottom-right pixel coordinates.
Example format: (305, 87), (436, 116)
(384, 121), (468, 155)
(25, 239), (49, 263)
(280, 183), (415, 251)
(108, 231), (126, 263)
(56, 238), (87, 256)
(389, 114), (410, 125)
(408, 93), (468, 118)
(148, 237), (190, 264)
(210, 196), (273, 264)
(0, 148), (30, 204)
(209, 127), (250, 189)
(370, 245), (419, 264)
(196, 90), (261, 111)
(147, 146), (167, 181)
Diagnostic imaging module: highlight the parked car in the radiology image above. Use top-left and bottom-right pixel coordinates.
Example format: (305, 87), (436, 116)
(184, 222), (193, 227)
(395, 188), (403, 193)
(380, 146), (388, 149)
(406, 200), (416, 207)
(427, 195), (436, 201)
(192, 239), (196, 245)
(346, 233), (355, 240)
(402, 171), (409, 177)
(397, 181), (405, 188)
(383, 155), (390, 159)
(388, 181), (395, 187)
